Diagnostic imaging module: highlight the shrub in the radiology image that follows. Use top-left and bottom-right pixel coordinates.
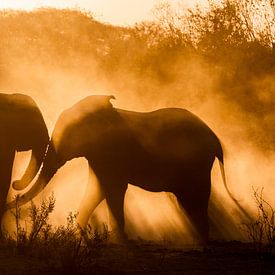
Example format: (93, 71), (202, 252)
(241, 187), (275, 255)
(9, 194), (110, 273)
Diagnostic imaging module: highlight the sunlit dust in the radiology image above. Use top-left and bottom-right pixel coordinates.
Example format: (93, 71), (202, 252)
(1, 1), (275, 247)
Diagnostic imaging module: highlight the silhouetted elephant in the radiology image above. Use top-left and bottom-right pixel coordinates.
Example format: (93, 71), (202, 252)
(0, 93), (49, 234)
(7, 95), (226, 243)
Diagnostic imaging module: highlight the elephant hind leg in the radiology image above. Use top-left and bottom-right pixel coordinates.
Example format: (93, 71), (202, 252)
(180, 197), (209, 244)
(0, 148), (15, 236)
(176, 176), (211, 244)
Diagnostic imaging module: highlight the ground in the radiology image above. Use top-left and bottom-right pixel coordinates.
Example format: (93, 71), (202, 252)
(0, 241), (274, 274)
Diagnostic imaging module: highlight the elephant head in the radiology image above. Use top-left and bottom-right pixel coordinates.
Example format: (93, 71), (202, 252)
(0, 93), (49, 233)
(8, 94), (49, 190)
(6, 95), (115, 208)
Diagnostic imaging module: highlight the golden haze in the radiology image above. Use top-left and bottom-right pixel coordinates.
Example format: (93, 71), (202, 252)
(1, 1), (274, 243)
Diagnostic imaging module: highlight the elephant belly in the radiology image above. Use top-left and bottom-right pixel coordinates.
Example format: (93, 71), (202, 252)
(128, 157), (192, 192)
(90, 138), (216, 197)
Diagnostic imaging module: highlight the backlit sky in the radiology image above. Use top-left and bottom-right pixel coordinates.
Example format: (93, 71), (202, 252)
(0, 0), (199, 26)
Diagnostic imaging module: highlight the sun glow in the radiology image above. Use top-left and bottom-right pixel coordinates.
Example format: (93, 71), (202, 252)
(0, 0), (200, 25)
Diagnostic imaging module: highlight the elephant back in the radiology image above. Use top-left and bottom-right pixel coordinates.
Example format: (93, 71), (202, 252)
(117, 107), (220, 163)
(50, 95), (115, 158)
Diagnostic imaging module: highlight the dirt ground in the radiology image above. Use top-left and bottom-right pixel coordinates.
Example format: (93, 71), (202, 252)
(0, 241), (274, 274)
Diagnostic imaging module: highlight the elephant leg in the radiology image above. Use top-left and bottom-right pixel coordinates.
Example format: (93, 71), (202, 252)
(0, 147), (15, 237)
(176, 174), (211, 244)
(77, 167), (105, 229)
(104, 182), (128, 241)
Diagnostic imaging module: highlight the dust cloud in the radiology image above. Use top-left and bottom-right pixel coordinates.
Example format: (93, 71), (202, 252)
(1, 2), (275, 244)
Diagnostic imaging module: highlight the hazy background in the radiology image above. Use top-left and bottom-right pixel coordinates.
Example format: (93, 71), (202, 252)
(1, 0), (274, 244)
(0, 0), (199, 26)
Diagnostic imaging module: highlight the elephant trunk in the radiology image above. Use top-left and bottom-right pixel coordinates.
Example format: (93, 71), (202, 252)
(7, 140), (63, 209)
(12, 146), (47, 191)
(12, 124), (49, 191)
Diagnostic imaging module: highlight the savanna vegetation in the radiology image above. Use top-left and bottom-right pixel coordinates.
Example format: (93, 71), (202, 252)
(0, 0), (274, 273)
(0, 192), (274, 274)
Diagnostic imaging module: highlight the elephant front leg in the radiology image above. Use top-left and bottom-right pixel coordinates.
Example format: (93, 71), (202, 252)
(77, 167), (105, 229)
(0, 147), (15, 237)
(104, 182), (128, 242)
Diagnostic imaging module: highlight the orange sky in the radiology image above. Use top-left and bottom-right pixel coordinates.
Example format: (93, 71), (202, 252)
(0, 0), (201, 25)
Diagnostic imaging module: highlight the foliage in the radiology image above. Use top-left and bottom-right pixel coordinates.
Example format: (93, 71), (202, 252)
(241, 187), (275, 255)
(28, 193), (55, 243)
(2, 193), (275, 273)
(10, 195), (28, 253)
(8, 194), (110, 273)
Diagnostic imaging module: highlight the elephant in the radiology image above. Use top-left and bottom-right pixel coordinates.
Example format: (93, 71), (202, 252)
(6, 95), (229, 243)
(0, 93), (49, 234)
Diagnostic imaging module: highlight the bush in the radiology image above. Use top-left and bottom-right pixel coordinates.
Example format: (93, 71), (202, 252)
(241, 187), (275, 255)
(8, 194), (110, 273)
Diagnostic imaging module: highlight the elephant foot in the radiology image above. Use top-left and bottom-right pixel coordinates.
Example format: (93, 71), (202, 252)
(191, 231), (209, 248)
(108, 228), (128, 245)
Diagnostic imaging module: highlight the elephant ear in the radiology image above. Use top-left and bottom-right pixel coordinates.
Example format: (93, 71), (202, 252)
(68, 95), (116, 117)
(108, 95), (116, 100)
(85, 95), (116, 110)
(105, 95), (116, 107)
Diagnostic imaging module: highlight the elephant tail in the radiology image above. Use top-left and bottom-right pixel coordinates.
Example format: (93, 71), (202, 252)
(216, 140), (252, 221)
